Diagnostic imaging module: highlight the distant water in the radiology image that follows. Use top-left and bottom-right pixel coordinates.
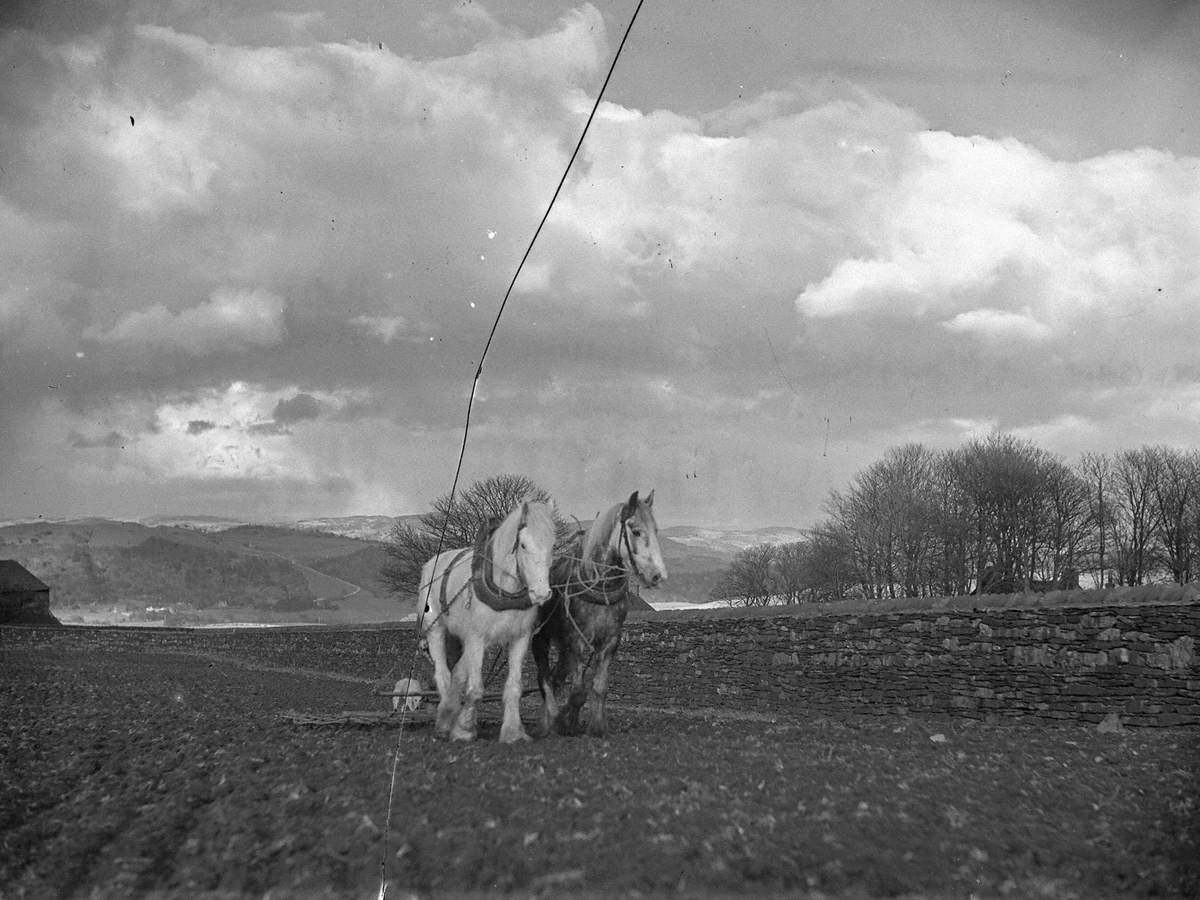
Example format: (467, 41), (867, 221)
(648, 599), (728, 611)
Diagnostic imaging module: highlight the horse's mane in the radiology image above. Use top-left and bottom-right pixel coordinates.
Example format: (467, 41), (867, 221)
(580, 502), (624, 565)
(494, 498), (556, 549)
(520, 499), (556, 542)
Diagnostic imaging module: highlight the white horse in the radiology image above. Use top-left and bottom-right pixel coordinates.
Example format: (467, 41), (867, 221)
(416, 500), (556, 743)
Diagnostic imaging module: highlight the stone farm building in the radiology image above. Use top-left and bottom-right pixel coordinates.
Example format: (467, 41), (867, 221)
(0, 559), (60, 626)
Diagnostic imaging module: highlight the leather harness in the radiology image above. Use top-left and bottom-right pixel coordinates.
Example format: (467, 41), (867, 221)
(439, 518), (533, 613)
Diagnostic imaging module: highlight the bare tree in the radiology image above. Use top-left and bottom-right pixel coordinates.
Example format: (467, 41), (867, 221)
(947, 433), (1060, 592)
(770, 541), (809, 604)
(380, 473), (566, 598)
(931, 452), (972, 595)
(813, 437), (1197, 599)
(1109, 448), (1160, 585)
(1035, 459), (1091, 583)
(1078, 452), (1113, 587)
(821, 444), (941, 599)
(1149, 446), (1198, 584)
(711, 543), (778, 607)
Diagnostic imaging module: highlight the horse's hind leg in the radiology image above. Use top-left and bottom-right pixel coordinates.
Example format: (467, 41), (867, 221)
(425, 625), (458, 740)
(450, 638), (484, 742)
(556, 647), (587, 736)
(499, 633), (532, 744)
(532, 631), (559, 738)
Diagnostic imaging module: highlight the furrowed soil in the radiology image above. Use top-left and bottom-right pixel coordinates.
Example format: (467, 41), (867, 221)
(1, 639), (1197, 899)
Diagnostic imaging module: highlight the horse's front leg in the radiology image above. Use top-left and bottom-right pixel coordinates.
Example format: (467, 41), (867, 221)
(499, 631), (532, 744)
(557, 638), (588, 736)
(425, 624), (458, 740)
(532, 629), (559, 738)
(451, 638), (485, 742)
(587, 637), (620, 737)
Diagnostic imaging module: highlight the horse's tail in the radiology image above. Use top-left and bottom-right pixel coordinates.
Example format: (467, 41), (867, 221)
(415, 553), (445, 635)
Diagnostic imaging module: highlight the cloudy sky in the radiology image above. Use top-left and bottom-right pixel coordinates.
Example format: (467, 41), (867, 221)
(2, 1), (1198, 529)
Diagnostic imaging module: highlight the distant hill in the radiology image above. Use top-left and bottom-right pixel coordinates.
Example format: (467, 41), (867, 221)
(0, 518), (403, 626)
(139, 514), (251, 532)
(0, 522), (315, 624)
(659, 525), (806, 556)
(645, 526), (807, 608)
(0, 513), (804, 621)
(305, 544), (393, 596)
(291, 515), (419, 543)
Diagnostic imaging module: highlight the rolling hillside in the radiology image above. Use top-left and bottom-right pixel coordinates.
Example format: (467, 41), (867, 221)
(0, 519), (403, 626)
(0, 514), (791, 624)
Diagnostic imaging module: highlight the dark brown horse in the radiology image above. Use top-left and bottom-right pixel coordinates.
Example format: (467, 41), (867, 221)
(532, 490), (667, 737)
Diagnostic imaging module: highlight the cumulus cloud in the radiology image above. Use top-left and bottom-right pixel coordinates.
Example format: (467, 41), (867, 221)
(2, 6), (1198, 527)
(795, 133), (1200, 343)
(83, 288), (285, 356)
(941, 309), (1052, 343)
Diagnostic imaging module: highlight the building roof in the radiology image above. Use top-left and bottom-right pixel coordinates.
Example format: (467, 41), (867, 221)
(0, 559), (50, 592)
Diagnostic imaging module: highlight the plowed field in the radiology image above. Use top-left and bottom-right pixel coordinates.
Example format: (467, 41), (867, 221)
(2, 641), (1197, 898)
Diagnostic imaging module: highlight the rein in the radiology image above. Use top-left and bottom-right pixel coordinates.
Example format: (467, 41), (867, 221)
(559, 555), (628, 607)
(619, 513), (649, 589)
(554, 510), (639, 608)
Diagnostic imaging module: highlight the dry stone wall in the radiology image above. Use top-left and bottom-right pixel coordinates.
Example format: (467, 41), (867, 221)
(615, 605), (1198, 727)
(3, 602), (1197, 726)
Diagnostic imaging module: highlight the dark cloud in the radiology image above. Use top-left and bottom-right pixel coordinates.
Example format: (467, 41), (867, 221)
(248, 422), (291, 436)
(273, 393), (321, 424)
(186, 420), (216, 435)
(68, 430), (126, 449)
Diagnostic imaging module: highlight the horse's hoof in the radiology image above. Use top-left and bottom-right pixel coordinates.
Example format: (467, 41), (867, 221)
(500, 728), (531, 744)
(449, 727), (477, 742)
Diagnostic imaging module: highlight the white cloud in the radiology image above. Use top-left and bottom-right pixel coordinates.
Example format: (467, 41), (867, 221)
(796, 134), (1200, 348)
(53, 382), (374, 483)
(84, 288), (285, 355)
(103, 106), (219, 215)
(350, 315), (407, 344)
(941, 308), (1052, 343)
(1010, 414), (1097, 448)
(4, 8), (1200, 528)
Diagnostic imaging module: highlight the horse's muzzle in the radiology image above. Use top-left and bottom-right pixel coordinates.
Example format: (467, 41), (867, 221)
(529, 588), (553, 605)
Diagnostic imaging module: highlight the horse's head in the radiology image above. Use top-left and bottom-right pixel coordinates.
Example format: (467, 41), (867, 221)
(514, 499), (555, 605)
(618, 489), (668, 588)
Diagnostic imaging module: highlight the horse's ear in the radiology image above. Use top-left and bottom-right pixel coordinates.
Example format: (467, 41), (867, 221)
(626, 490), (639, 509)
(519, 500), (529, 525)
(644, 489), (654, 508)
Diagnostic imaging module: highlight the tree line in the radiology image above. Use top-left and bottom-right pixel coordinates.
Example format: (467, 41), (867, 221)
(713, 435), (1200, 606)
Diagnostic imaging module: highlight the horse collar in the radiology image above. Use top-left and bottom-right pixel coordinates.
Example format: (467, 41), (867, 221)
(472, 519), (532, 611)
